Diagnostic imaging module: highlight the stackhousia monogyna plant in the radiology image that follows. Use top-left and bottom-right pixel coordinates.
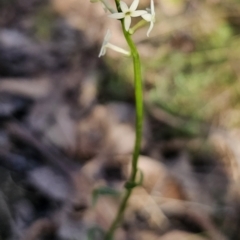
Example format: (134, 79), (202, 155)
(91, 0), (155, 239)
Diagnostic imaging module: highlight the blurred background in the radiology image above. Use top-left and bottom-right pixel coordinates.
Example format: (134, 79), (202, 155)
(1, 0), (240, 239)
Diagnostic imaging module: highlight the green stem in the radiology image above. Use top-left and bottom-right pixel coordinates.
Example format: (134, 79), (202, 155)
(123, 30), (143, 186)
(104, 1), (144, 240)
(129, 19), (147, 35)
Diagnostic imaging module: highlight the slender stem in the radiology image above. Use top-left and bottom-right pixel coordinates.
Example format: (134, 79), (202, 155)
(104, 1), (144, 239)
(129, 19), (147, 35)
(123, 29), (143, 186)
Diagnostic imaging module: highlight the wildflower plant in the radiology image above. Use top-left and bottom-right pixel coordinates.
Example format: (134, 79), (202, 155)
(91, 0), (155, 239)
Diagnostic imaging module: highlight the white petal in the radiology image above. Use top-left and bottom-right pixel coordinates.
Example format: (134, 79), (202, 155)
(151, 0), (155, 14)
(120, 1), (129, 13)
(108, 12), (125, 19)
(131, 10), (147, 17)
(103, 29), (111, 45)
(107, 43), (130, 55)
(141, 13), (152, 22)
(99, 29), (111, 57)
(98, 46), (106, 57)
(124, 15), (131, 31)
(147, 21), (154, 37)
(130, 0), (139, 11)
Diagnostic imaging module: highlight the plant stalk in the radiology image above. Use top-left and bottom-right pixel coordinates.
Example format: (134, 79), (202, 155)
(104, 1), (144, 239)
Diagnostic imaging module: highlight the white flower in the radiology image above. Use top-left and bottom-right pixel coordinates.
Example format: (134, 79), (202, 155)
(108, 0), (147, 31)
(142, 0), (155, 37)
(99, 30), (130, 57)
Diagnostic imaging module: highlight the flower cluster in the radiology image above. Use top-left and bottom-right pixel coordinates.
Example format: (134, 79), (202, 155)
(109, 0), (147, 31)
(92, 0), (155, 57)
(109, 0), (155, 35)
